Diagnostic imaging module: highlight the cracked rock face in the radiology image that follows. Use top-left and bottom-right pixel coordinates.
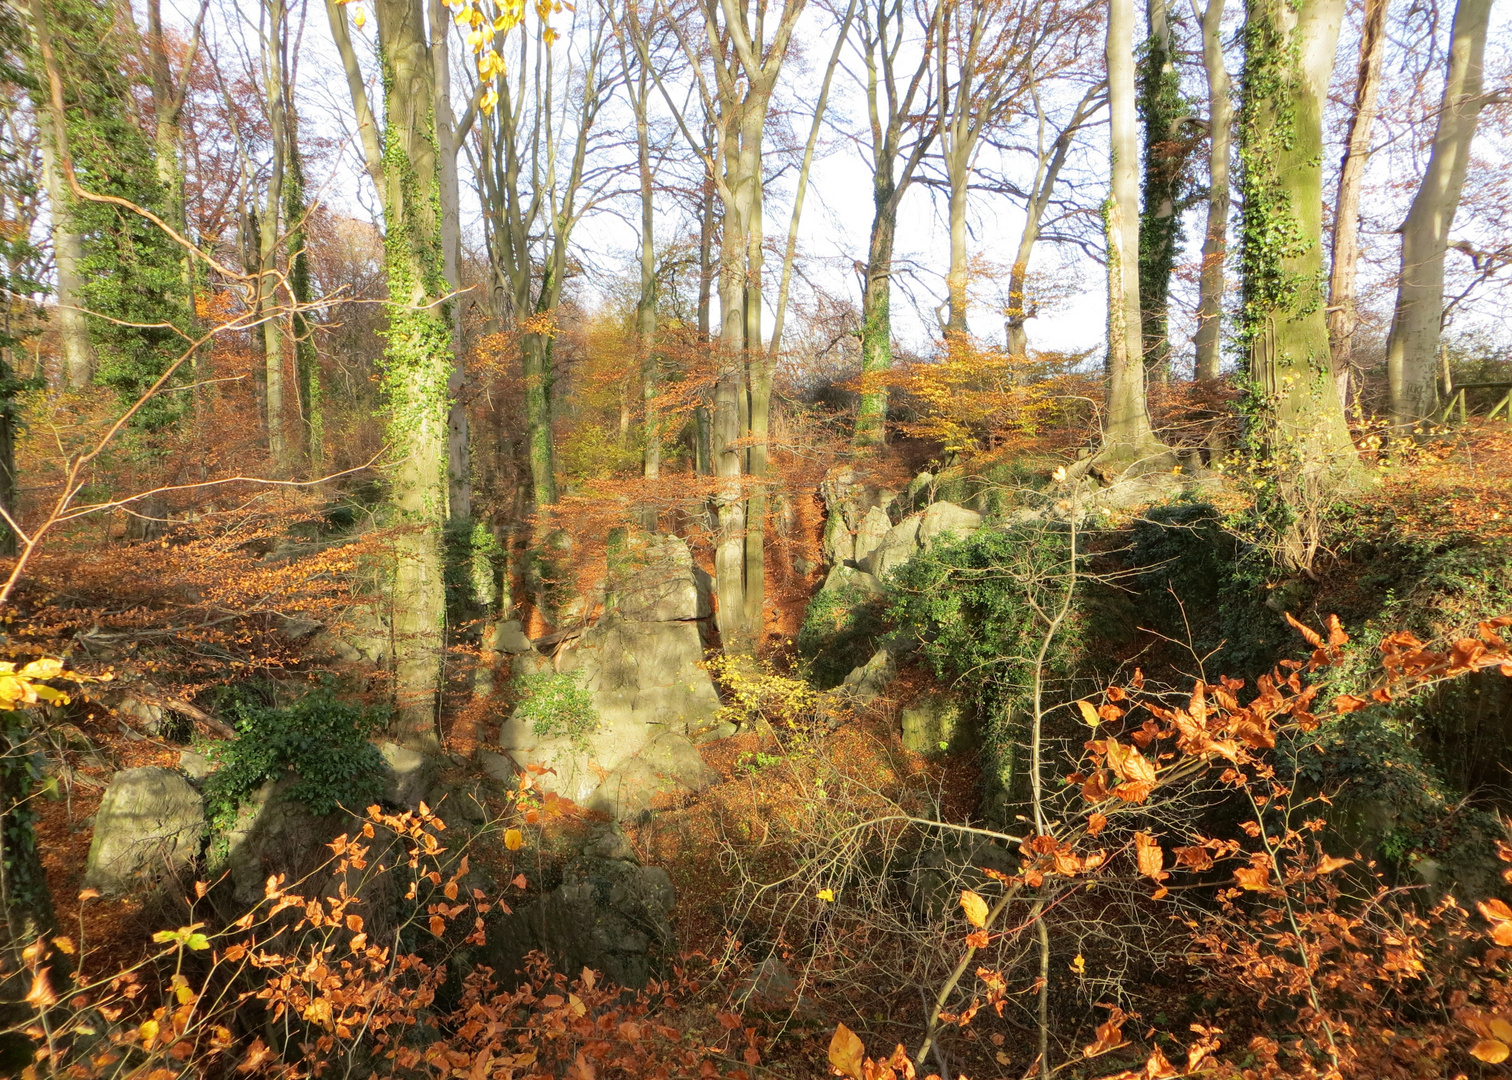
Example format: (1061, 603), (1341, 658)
(497, 535), (723, 820)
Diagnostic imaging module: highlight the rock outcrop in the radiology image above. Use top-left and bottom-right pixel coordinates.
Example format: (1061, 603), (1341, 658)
(84, 767), (205, 893)
(496, 535), (722, 819)
(479, 829), (677, 989)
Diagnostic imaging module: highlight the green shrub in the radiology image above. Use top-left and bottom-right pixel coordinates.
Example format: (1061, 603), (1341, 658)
(202, 691), (387, 832)
(889, 523), (1086, 807)
(796, 580), (888, 689)
(514, 670), (598, 747)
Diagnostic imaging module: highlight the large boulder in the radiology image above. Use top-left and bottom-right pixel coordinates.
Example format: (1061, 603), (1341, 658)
(587, 731), (719, 820)
(220, 776), (349, 906)
(819, 563), (884, 596)
(863, 515), (921, 580)
(609, 535), (710, 622)
(84, 767), (205, 893)
(901, 693), (964, 756)
(822, 512), (855, 566)
(497, 536), (725, 818)
(853, 506), (892, 568)
(840, 647), (897, 703)
(479, 847), (677, 990)
(918, 501), (983, 547)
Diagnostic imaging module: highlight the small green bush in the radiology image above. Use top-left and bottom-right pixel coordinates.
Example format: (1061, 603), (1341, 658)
(202, 691), (387, 832)
(515, 670), (599, 747)
(796, 580), (888, 689)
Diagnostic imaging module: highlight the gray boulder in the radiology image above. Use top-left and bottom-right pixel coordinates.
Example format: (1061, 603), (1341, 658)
(900, 693), (964, 756)
(918, 501), (983, 547)
(853, 506), (891, 568)
(220, 777), (346, 906)
(841, 648), (897, 703)
(587, 732), (717, 819)
(177, 750), (212, 783)
(380, 741), (438, 811)
(498, 616), (722, 813)
(820, 563), (884, 596)
(84, 767), (205, 893)
(609, 534), (708, 622)
(491, 620), (535, 655)
(479, 853), (677, 989)
(822, 511), (854, 566)
(864, 515), (921, 579)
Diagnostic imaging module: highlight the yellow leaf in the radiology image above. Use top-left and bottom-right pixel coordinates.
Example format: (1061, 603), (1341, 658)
(1076, 700), (1100, 727)
(139, 1019), (160, 1046)
(504, 828), (524, 851)
(828, 1023), (865, 1080)
(817, 888), (835, 902)
(1070, 953), (1085, 974)
(1470, 1038), (1509, 1064)
(353, 5), (366, 27)
(1490, 1018), (1512, 1044)
(1316, 855), (1352, 875)
(960, 889), (989, 929)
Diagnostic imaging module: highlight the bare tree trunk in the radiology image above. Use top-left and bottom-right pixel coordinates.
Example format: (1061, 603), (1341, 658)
(628, 45), (660, 490)
(855, 0), (934, 444)
(30, 46), (91, 388)
(1137, 0), (1189, 378)
(1006, 83), (1102, 358)
(1326, 0), (1387, 406)
(259, 0), (289, 471)
(945, 159), (970, 336)
(430, 0), (471, 524)
(1192, 0), (1231, 379)
(284, 112), (322, 469)
(1101, 0), (1172, 469)
(695, 135), (715, 476)
(1384, 0), (1492, 430)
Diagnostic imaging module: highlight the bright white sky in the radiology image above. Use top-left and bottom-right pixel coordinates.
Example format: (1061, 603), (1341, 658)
(183, 0), (1512, 373)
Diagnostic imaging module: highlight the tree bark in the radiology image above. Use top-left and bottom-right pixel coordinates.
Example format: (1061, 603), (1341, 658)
(429, 0), (471, 525)
(1326, 0), (1387, 406)
(1384, 0), (1492, 430)
(1239, 0), (1361, 554)
(1006, 83), (1103, 358)
(1102, 0), (1172, 468)
(29, 25), (91, 388)
(855, 0), (935, 445)
(328, 0), (453, 747)
(1137, 0), (1188, 377)
(259, 0), (289, 471)
(1192, 0), (1231, 379)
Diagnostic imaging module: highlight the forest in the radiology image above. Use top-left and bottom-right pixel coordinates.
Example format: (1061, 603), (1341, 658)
(0, 0), (1510, 1077)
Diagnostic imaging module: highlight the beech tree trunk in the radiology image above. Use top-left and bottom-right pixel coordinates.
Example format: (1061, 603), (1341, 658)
(258, 0), (289, 471)
(1101, 0), (1171, 469)
(1238, 0), (1361, 563)
(30, 37), (91, 388)
(328, 0), (453, 747)
(1137, 0), (1187, 377)
(1192, 0), (1231, 379)
(699, 0), (808, 653)
(1326, 0), (1387, 405)
(854, 0), (933, 445)
(1005, 83), (1102, 358)
(1384, 0), (1492, 430)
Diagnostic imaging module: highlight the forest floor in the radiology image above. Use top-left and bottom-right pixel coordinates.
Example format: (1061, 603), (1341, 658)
(19, 418), (1512, 1078)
